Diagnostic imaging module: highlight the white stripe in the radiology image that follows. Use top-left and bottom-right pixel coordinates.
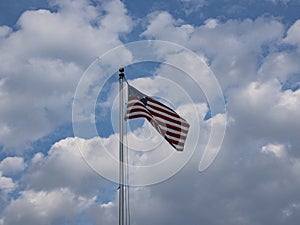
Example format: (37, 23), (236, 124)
(127, 108), (188, 137)
(126, 104), (147, 112)
(165, 133), (185, 144)
(126, 111), (152, 119)
(172, 143), (184, 151)
(175, 146), (184, 151)
(127, 102), (189, 131)
(128, 99), (189, 128)
(159, 125), (187, 137)
(145, 104), (187, 124)
(152, 115), (189, 131)
(147, 99), (177, 115)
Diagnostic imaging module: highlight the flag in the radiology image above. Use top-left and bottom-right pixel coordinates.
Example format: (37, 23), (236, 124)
(125, 84), (190, 151)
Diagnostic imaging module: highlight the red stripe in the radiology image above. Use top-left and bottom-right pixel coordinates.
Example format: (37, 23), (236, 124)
(152, 117), (189, 132)
(126, 114), (152, 121)
(164, 130), (187, 140)
(147, 102), (180, 119)
(147, 97), (176, 114)
(164, 138), (185, 151)
(126, 88), (190, 151)
(145, 107), (190, 128)
(127, 106), (189, 130)
(128, 97), (189, 128)
(126, 107), (150, 116)
(130, 97), (188, 125)
(127, 101), (145, 108)
(152, 119), (188, 133)
(126, 115), (187, 152)
(165, 137), (185, 147)
(127, 109), (189, 134)
(146, 104), (187, 124)
(126, 110), (188, 140)
(147, 98), (182, 119)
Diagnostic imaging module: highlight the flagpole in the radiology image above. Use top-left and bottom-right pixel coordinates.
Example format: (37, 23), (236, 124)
(118, 67), (125, 225)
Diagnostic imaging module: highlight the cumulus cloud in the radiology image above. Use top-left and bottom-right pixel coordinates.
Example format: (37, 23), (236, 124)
(0, 26), (11, 38)
(0, 0), (132, 149)
(142, 12), (285, 90)
(25, 95), (208, 188)
(24, 137), (114, 197)
(284, 19), (300, 47)
(0, 172), (15, 194)
(121, 9), (300, 225)
(0, 157), (26, 176)
(141, 11), (195, 44)
(261, 143), (286, 157)
(1, 1), (300, 225)
(1, 188), (95, 225)
(228, 80), (300, 154)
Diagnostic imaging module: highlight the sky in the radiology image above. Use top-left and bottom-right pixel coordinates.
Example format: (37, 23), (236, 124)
(0, 0), (300, 224)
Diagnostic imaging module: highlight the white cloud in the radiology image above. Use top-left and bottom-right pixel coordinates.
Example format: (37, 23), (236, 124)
(258, 51), (300, 82)
(265, 0), (290, 4)
(180, 0), (208, 14)
(261, 143), (286, 157)
(0, 0), (132, 149)
(0, 157), (26, 176)
(228, 79), (300, 145)
(142, 13), (284, 89)
(1, 1), (300, 225)
(284, 19), (300, 47)
(25, 137), (112, 196)
(0, 26), (11, 38)
(129, 11), (300, 225)
(0, 172), (15, 194)
(87, 200), (117, 224)
(25, 95), (207, 188)
(141, 12), (194, 44)
(30, 152), (45, 165)
(204, 18), (219, 29)
(1, 188), (94, 225)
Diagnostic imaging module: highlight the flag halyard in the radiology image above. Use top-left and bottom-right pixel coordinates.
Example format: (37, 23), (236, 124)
(125, 85), (190, 151)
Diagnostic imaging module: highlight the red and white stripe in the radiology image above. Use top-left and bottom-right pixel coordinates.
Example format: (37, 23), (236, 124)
(125, 85), (189, 151)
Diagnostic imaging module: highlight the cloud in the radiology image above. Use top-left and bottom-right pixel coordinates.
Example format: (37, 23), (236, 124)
(0, 0), (132, 149)
(261, 143), (286, 157)
(86, 201), (117, 225)
(228, 80), (300, 154)
(258, 51), (300, 82)
(0, 172), (15, 194)
(24, 137), (113, 197)
(1, 188), (94, 225)
(265, 0), (290, 4)
(284, 19), (300, 48)
(25, 94), (208, 187)
(121, 10), (300, 225)
(1, 1), (300, 225)
(142, 12), (285, 90)
(141, 11), (194, 44)
(0, 26), (11, 38)
(0, 157), (26, 176)
(180, 0), (208, 14)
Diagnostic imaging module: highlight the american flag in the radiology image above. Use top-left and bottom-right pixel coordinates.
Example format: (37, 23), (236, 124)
(125, 84), (190, 151)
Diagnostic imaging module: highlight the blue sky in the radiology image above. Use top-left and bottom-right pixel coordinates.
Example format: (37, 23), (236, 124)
(0, 0), (300, 224)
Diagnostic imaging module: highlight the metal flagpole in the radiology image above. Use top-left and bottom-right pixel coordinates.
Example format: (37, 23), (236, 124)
(118, 67), (125, 225)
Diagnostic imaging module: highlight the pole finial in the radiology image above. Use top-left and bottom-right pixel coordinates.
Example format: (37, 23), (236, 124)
(119, 67), (124, 79)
